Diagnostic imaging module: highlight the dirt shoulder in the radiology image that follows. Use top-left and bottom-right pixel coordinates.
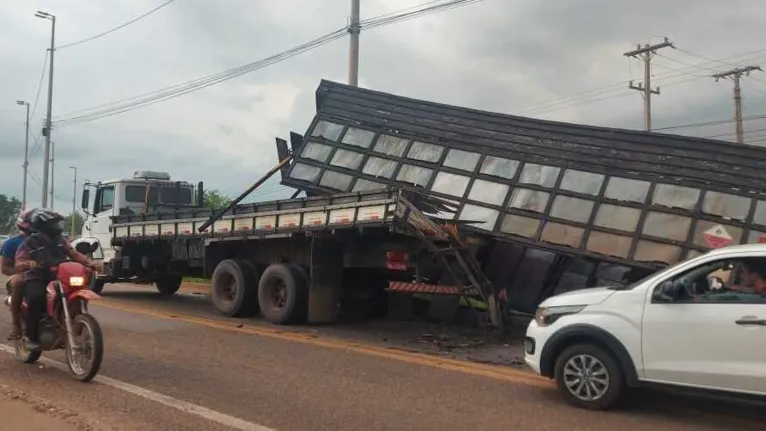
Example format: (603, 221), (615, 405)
(0, 384), (103, 431)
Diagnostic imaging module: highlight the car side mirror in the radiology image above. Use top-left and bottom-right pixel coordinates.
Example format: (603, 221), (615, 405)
(81, 189), (90, 211)
(652, 280), (680, 302)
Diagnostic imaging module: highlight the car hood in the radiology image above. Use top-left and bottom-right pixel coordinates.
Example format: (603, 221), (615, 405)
(540, 287), (617, 308)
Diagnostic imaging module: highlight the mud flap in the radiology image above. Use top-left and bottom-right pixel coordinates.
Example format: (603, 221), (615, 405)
(308, 236), (344, 323)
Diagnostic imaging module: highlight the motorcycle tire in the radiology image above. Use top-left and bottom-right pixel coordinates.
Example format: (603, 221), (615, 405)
(65, 313), (104, 383)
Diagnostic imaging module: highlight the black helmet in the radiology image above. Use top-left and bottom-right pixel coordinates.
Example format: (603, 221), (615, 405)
(28, 208), (64, 236)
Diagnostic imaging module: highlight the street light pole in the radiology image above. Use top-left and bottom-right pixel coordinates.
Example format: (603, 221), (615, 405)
(36, 10), (55, 208)
(49, 141), (55, 210)
(16, 100), (30, 209)
(69, 166), (77, 238)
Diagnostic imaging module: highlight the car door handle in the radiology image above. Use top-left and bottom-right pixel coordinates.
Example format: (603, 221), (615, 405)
(735, 318), (766, 326)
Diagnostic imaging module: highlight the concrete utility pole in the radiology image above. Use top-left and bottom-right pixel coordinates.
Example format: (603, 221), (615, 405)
(348, 0), (360, 86)
(36, 10), (56, 207)
(16, 100), (30, 210)
(69, 166), (77, 238)
(624, 37), (674, 132)
(713, 66), (762, 144)
(49, 141), (55, 210)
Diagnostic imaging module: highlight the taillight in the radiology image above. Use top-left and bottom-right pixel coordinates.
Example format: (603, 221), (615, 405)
(386, 251), (408, 271)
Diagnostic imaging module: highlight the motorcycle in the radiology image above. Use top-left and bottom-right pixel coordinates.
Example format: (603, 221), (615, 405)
(3, 242), (104, 382)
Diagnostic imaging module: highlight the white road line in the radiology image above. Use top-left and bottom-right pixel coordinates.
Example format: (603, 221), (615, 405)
(0, 344), (275, 431)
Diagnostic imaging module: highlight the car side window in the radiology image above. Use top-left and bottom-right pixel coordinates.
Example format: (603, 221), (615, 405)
(653, 257), (766, 304)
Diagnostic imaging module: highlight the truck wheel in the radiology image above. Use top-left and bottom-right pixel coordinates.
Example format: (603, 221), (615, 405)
(554, 343), (625, 410)
(89, 277), (106, 295)
(211, 259), (257, 317)
(258, 263), (308, 325)
(156, 275), (183, 296)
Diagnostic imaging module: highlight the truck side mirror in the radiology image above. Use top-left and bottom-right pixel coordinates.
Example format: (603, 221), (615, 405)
(81, 189), (90, 211)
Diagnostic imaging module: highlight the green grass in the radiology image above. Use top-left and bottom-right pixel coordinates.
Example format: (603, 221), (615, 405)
(182, 276), (211, 284)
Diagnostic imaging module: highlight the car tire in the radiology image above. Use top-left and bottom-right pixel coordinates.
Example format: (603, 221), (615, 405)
(553, 343), (625, 410)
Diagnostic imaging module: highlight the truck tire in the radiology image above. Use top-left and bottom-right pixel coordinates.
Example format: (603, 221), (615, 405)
(553, 343), (626, 410)
(156, 275), (183, 296)
(211, 259), (257, 317)
(258, 263), (308, 325)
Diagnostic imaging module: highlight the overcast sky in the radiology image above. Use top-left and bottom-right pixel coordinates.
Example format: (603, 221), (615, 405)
(2, 0), (766, 212)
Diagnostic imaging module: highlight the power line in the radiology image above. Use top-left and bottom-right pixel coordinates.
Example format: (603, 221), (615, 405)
(52, 28), (348, 127)
(511, 48), (766, 115)
(30, 50), (48, 120)
(57, 0), (177, 50)
(52, 0), (482, 127)
(654, 113), (766, 132)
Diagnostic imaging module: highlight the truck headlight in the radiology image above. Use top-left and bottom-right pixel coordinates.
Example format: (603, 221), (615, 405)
(69, 276), (86, 287)
(534, 305), (586, 327)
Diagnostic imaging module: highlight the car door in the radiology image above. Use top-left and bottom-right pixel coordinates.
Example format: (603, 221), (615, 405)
(641, 255), (766, 394)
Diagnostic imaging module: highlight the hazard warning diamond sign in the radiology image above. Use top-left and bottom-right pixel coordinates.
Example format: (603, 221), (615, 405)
(703, 224), (734, 249)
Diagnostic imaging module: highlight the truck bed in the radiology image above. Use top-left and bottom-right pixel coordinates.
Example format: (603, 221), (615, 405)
(111, 188), (452, 244)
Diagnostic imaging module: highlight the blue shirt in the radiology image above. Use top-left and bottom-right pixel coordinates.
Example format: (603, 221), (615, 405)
(0, 235), (24, 264)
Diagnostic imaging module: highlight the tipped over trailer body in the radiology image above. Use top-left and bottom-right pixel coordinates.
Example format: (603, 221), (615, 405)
(274, 80), (766, 315)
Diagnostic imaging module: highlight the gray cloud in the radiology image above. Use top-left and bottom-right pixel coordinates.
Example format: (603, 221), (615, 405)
(2, 0), (766, 212)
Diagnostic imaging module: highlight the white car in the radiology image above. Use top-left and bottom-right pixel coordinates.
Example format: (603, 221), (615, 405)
(524, 244), (766, 410)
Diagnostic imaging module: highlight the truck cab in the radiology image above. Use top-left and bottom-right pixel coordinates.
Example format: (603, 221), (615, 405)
(77, 170), (198, 264)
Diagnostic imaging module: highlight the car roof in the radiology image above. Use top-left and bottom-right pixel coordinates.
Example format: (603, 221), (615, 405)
(706, 243), (766, 256)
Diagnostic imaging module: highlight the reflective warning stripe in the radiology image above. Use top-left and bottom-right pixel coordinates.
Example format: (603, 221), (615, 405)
(386, 281), (478, 296)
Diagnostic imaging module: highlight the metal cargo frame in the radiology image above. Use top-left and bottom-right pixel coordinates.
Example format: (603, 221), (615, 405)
(278, 80), (766, 271)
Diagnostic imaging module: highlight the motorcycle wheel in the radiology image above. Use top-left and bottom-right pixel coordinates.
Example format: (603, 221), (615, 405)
(65, 313), (104, 382)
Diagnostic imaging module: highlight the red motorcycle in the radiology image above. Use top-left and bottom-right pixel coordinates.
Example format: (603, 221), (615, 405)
(4, 242), (104, 382)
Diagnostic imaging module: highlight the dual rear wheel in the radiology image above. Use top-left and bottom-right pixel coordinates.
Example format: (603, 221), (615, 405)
(211, 260), (308, 324)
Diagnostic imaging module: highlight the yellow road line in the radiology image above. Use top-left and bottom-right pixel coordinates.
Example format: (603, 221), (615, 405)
(95, 299), (553, 388)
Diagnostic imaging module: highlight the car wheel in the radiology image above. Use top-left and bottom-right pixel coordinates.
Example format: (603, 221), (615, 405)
(554, 343), (625, 410)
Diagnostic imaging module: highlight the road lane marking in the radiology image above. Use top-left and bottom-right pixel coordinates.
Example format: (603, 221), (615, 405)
(95, 299), (554, 388)
(0, 344), (276, 431)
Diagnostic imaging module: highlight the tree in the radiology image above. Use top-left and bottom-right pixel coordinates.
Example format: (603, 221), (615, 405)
(203, 190), (231, 210)
(0, 194), (22, 234)
(63, 211), (85, 238)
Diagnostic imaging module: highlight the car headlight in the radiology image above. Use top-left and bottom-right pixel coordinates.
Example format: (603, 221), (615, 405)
(69, 276), (86, 287)
(534, 305), (586, 326)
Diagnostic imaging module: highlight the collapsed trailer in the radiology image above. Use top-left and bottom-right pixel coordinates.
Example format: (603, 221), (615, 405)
(274, 80), (766, 314)
(79, 79), (766, 326)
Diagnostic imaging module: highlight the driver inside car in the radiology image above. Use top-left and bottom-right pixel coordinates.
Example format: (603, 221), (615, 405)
(698, 258), (766, 302)
(14, 209), (99, 351)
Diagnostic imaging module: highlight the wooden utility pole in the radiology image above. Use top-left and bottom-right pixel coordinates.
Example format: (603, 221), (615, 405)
(713, 66), (762, 144)
(624, 38), (674, 131)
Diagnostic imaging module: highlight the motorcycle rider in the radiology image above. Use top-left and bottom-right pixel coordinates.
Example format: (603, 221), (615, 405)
(1, 209), (34, 340)
(14, 208), (99, 351)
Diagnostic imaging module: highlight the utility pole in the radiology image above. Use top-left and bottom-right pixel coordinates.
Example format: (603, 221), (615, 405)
(348, 0), (360, 86)
(36, 10), (56, 208)
(49, 141), (55, 210)
(624, 37), (674, 131)
(69, 166), (77, 238)
(712, 66), (762, 144)
(16, 100), (30, 210)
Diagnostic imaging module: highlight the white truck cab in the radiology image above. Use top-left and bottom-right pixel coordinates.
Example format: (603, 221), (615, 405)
(76, 170), (198, 268)
(525, 244), (766, 410)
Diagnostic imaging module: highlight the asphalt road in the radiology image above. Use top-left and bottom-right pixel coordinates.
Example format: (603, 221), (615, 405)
(0, 280), (764, 430)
